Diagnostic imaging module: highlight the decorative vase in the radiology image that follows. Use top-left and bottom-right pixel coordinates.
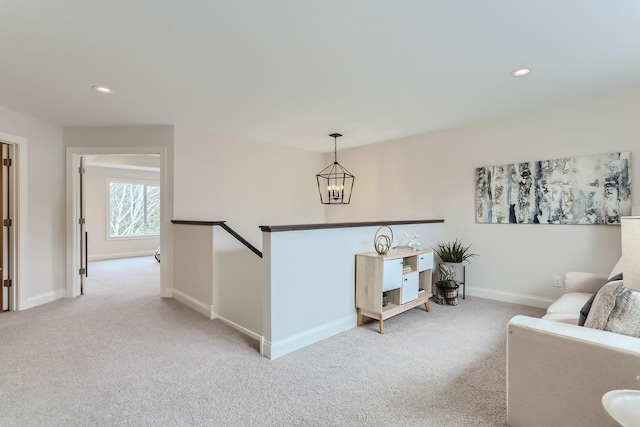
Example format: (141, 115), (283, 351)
(442, 262), (464, 283)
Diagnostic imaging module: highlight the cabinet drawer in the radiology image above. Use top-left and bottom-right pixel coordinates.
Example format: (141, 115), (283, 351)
(418, 252), (434, 272)
(401, 272), (419, 304)
(382, 259), (403, 291)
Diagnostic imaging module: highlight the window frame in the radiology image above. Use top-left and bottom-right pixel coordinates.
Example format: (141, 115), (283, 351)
(106, 178), (161, 240)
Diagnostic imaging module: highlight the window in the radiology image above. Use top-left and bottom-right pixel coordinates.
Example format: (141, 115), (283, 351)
(109, 180), (160, 237)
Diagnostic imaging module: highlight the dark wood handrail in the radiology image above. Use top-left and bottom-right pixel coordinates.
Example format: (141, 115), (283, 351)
(219, 223), (262, 258)
(173, 218), (445, 256)
(172, 220), (263, 258)
(259, 219), (444, 233)
(171, 220), (226, 226)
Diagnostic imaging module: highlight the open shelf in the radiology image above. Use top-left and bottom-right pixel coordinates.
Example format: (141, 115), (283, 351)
(356, 248), (434, 333)
(382, 303), (400, 313)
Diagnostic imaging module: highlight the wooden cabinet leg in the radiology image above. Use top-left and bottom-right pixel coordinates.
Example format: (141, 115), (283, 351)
(424, 300), (430, 312)
(379, 315), (384, 334)
(357, 308), (363, 326)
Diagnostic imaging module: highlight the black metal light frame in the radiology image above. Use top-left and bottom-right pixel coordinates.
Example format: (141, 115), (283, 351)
(316, 133), (355, 205)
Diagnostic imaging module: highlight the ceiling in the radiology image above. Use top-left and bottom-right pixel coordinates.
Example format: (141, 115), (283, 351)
(85, 154), (160, 171)
(1, 1), (640, 152)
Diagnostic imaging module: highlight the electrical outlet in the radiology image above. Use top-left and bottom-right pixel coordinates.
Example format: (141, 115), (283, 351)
(553, 276), (562, 288)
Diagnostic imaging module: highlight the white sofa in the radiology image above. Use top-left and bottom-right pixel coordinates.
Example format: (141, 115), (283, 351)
(543, 258), (622, 325)
(507, 259), (640, 427)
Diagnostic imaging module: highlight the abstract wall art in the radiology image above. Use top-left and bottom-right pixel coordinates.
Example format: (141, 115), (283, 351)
(476, 152), (631, 224)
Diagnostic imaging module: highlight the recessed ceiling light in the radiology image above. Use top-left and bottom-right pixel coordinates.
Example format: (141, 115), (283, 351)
(511, 68), (531, 77)
(91, 85), (113, 94)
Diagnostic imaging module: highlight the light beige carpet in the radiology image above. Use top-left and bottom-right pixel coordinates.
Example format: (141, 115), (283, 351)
(0, 257), (544, 426)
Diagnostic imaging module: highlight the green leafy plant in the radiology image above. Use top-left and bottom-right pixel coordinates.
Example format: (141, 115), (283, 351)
(434, 239), (478, 263)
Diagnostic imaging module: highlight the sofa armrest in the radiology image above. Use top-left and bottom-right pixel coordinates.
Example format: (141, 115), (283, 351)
(563, 271), (608, 294)
(507, 315), (640, 427)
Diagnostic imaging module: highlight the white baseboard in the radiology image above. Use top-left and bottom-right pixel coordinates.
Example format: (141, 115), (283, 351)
(22, 288), (67, 310)
(173, 295), (264, 354)
(211, 310), (263, 345)
(465, 286), (555, 309)
(172, 289), (211, 318)
(88, 251), (155, 261)
(262, 314), (356, 360)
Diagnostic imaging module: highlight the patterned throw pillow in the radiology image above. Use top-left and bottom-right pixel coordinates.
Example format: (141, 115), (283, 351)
(584, 280), (640, 338)
(579, 273), (623, 326)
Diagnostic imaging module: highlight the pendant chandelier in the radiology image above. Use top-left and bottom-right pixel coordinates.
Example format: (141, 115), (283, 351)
(316, 133), (355, 205)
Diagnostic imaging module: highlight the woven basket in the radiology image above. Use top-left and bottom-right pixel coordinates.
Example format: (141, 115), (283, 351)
(437, 281), (459, 306)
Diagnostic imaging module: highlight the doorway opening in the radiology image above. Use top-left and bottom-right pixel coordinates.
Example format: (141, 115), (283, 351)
(84, 154), (161, 295)
(66, 147), (170, 299)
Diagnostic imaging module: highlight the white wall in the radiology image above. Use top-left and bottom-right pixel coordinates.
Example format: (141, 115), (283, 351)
(172, 127), (326, 334)
(210, 226), (264, 334)
(172, 223), (214, 315)
(326, 92), (640, 307)
(0, 105), (66, 309)
(85, 164), (160, 260)
(263, 222), (444, 359)
(173, 126), (325, 244)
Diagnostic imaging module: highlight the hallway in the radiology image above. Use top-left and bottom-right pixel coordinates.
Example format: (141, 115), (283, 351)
(85, 256), (160, 302)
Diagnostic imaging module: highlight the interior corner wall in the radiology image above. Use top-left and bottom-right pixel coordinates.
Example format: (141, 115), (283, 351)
(85, 165), (160, 260)
(0, 105), (65, 309)
(173, 126), (326, 335)
(325, 92), (640, 305)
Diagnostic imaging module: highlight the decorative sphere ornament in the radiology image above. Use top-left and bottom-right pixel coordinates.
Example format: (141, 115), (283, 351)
(374, 225), (394, 255)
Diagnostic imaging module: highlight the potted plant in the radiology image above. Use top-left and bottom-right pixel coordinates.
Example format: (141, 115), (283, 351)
(434, 239), (477, 264)
(433, 239), (477, 305)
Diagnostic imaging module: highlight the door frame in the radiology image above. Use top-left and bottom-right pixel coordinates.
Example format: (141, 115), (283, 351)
(0, 132), (25, 311)
(66, 146), (172, 298)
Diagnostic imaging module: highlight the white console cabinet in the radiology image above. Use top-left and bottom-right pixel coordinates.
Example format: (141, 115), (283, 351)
(355, 248), (433, 334)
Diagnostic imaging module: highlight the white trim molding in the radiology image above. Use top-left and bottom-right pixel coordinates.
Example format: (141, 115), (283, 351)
(172, 289), (210, 318)
(88, 251), (156, 262)
(66, 146), (172, 300)
(465, 286), (555, 309)
(24, 289), (67, 310)
(0, 132), (27, 311)
(211, 311), (263, 346)
(171, 290), (264, 352)
(263, 314), (356, 360)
